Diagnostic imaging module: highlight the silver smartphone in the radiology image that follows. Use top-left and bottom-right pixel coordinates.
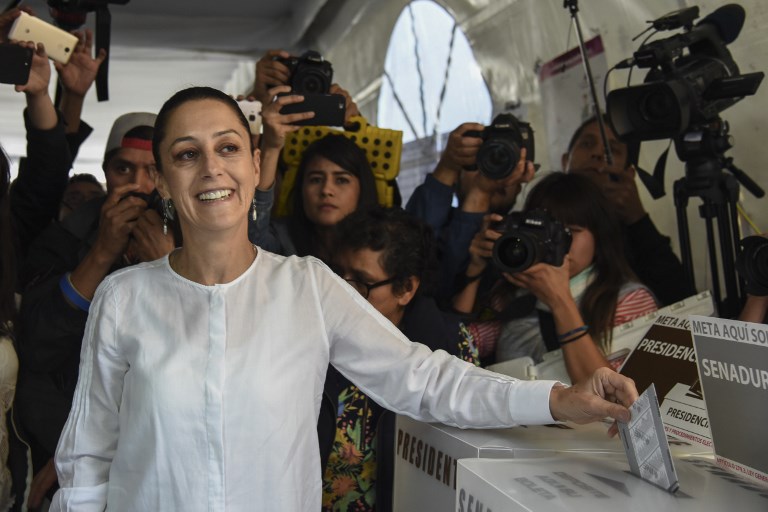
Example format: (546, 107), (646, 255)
(8, 12), (79, 64)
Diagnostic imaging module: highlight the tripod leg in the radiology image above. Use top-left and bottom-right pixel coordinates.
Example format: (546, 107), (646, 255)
(674, 180), (696, 291)
(702, 201), (723, 312)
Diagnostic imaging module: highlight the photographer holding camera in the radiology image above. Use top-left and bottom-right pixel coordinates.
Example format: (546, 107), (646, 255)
(562, 115), (695, 307)
(454, 173), (658, 383)
(14, 112), (176, 508)
(405, 118), (536, 304)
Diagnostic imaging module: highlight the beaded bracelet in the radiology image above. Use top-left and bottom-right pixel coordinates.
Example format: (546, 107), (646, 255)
(560, 330), (590, 345)
(557, 324), (588, 342)
(59, 273), (91, 312)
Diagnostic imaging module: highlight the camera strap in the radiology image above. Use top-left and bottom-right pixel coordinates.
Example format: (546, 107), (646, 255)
(536, 310), (561, 352)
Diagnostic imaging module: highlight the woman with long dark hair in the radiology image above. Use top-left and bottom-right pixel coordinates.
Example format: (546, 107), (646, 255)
(283, 133), (378, 259)
(455, 172), (658, 382)
(257, 85), (379, 261)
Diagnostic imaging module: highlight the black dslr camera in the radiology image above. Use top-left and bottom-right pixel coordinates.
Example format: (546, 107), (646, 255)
(491, 209), (571, 274)
(124, 190), (163, 215)
(736, 236), (768, 296)
(275, 50), (333, 95)
(463, 113), (534, 180)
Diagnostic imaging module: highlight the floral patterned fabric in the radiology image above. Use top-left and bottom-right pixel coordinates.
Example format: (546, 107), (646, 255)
(321, 324), (478, 511)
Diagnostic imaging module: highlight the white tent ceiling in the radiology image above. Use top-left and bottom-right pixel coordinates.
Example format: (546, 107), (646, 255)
(0, 0), (375, 176)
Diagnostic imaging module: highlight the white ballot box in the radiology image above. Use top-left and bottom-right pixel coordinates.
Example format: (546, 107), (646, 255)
(456, 453), (768, 512)
(392, 416), (707, 512)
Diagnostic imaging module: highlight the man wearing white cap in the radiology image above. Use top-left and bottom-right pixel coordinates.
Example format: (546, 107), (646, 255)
(15, 112), (176, 507)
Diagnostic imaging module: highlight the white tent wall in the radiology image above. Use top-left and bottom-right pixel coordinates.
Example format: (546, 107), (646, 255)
(324, 0), (768, 301)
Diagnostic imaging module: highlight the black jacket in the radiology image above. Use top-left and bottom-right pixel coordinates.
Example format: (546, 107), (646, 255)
(14, 198), (118, 465)
(624, 214), (696, 306)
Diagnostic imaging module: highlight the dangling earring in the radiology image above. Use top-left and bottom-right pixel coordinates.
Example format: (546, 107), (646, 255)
(251, 197), (258, 222)
(163, 198), (175, 235)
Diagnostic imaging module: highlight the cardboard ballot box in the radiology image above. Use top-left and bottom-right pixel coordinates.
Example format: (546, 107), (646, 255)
(456, 453), (768, 512)
(392, 416), (707, 512)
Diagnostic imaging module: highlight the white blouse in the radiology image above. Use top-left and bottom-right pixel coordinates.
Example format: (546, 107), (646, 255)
(51, 251), (556, 511)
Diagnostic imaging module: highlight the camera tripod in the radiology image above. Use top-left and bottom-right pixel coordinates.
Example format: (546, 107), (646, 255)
(673, 121), (764, 318)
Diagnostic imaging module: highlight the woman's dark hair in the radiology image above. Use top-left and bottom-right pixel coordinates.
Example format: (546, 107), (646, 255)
(0, 146), (16, 332)
(289, 133), (379, 257)
(524, 172), (637, 352)
(152, 86), (254, 173)
(333, 207), (437, 297)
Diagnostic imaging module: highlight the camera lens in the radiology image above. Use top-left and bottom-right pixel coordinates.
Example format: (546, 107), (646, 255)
(640, 88), (676, 124)
(477, 140), (518, 180)
(493, 234), (535, 274)
(295, 69), (329, 95)
(737, 236), (768, 296)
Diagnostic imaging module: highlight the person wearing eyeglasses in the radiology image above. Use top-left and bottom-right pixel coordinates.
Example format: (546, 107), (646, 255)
(322, 207), (477, 511)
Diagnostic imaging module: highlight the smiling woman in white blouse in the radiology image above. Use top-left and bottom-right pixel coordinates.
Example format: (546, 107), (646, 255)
(50, 86), (639, 512)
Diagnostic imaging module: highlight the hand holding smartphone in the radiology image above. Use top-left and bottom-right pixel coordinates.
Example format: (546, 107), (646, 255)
(279, 93), (346, 127)
(8, 12), (78, 64)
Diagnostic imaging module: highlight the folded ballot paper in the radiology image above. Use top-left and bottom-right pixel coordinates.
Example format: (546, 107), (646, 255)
(618, 384), (680, 493)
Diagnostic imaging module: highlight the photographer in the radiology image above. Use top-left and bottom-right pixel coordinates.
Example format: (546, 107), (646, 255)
(253, 81), (377, 261)
(14, 113), (175, 508)
(405, 121), (535, 304)
(454, 173), (658, 383)
(562, 115), (695, 306)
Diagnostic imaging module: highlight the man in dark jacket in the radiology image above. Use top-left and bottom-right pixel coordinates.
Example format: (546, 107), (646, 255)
(15, 112), (175, 505)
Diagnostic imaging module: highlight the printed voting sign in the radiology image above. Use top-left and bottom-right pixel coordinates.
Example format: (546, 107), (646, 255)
(690, 316), (768, 487)
(620, 314), (712, 449)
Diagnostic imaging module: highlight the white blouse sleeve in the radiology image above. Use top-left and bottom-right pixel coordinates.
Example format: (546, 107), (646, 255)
(310, 260), (557, 428)
(50, 277), (128, 511)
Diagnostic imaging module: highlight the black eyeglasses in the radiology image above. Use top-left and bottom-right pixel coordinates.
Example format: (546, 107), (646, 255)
(344, 276), (399, 299)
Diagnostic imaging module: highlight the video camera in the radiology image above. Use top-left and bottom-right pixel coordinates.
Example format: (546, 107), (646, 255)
(736, 236), (768, 296)
(275, 50), (333, 95)
(463, 113), (535, 180)
(606, 4), (763, 142)
(491, 209), (571, 274)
